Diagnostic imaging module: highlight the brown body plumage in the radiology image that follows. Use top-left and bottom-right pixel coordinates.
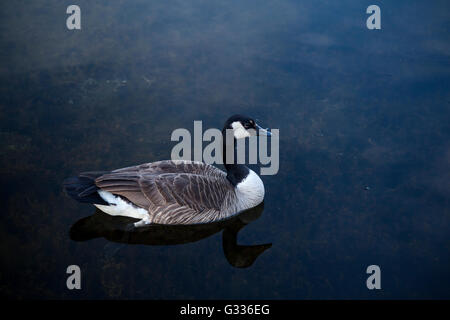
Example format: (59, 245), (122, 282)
(94, 160), (241, 225)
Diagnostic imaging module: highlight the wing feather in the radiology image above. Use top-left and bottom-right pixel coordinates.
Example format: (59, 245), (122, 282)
(95, 160), (236, 224)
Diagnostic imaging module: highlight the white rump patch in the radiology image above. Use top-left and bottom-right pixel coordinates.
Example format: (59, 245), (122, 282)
(94, 190), (150, 221)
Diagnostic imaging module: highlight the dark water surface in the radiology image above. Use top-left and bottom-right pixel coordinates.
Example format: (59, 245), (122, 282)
(1, 0), (449, 299)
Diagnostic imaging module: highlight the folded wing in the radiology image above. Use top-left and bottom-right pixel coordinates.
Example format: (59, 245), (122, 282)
(95, 160), (236, 224)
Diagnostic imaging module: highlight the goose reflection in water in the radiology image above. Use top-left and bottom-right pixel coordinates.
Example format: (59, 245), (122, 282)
(70, 202), (271, 268)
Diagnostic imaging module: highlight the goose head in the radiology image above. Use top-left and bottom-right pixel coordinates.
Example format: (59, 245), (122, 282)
(223, 114), (271, 140)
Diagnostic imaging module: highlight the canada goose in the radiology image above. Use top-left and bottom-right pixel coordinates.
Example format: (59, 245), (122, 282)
(63, 115), (271, 227)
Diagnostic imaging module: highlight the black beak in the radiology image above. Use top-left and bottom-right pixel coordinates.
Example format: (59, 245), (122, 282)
(255, 123), (272, 136)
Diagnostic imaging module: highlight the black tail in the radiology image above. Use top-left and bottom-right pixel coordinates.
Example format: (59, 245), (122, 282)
(63, 171), (109, 205)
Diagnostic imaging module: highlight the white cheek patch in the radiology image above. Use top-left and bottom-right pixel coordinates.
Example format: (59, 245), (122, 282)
(231, 121), (250, 139)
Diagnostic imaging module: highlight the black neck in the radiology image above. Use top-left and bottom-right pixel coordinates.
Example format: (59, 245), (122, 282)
(221, 129), (249, 186)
